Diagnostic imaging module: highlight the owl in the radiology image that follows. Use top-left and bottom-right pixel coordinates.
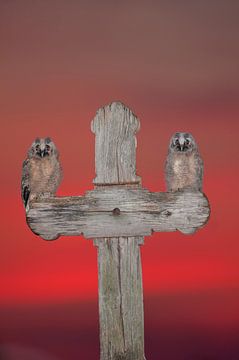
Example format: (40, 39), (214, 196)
(165, 132), (203, 192)
(21, 137), (62, 210)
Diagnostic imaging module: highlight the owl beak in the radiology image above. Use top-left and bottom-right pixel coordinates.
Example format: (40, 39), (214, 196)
(178, 137), (185, 151)
(40, 149), (48, 157)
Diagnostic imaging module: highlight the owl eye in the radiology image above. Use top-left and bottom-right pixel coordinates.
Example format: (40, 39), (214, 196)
(45, 145), (50, 151)
(35, 144), (40, 150)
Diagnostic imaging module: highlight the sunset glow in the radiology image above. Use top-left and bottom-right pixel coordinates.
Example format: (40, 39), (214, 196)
(1, 1), (239, 359)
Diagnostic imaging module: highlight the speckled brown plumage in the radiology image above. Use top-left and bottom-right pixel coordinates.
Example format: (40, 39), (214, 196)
(21, 137), (62, 210)
(165, 132), (203, 192)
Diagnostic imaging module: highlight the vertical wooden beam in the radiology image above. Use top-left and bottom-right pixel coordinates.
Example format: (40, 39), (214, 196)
(91, 102), (141, 186)
(92, 102), (146, 360)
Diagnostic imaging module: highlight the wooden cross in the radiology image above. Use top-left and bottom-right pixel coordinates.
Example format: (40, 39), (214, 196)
(25, 102), (210, 360)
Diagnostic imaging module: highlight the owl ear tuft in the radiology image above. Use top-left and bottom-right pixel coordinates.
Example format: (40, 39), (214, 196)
(45, 137), (52, 144)
(35, 137), (40, 143)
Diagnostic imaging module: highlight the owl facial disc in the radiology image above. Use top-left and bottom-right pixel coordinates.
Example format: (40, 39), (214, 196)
(32, 138), (53, 158)
(171, 132), (195, 152)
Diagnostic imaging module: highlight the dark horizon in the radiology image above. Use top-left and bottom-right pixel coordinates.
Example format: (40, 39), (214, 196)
(1, 289), (239, 360)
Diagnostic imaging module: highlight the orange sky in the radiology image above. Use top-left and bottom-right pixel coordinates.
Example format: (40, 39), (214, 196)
(0, 1), (239, 359)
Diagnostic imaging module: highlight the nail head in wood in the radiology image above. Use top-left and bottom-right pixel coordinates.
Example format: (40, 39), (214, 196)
(113, 207), (121, 216)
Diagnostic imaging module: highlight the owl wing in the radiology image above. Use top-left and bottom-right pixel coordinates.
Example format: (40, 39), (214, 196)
(164, 154), (171, 191)
(195, 153), (204, 191)
(21, 159), (30, 208)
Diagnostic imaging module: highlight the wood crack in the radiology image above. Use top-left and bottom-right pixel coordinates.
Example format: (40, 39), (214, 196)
(117, 240), (126, 353)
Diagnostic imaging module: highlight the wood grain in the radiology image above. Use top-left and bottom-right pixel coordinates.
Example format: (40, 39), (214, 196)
(24, 101), (210, 360)
(94, 237), (145, 360)
(91, 102), (141, 186)
(93, 102), (146, 360)
(27, 189), (210, 240)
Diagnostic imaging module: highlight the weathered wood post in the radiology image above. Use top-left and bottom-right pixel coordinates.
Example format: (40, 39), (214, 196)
(25, 101), (210, 360)
(91, 103), (145, 359)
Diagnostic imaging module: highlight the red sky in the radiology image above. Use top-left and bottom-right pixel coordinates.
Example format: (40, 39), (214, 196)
(0, 1), (239, 359)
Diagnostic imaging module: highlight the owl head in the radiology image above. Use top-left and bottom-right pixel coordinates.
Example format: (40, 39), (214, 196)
(169, 132), (197, 153)
(28, 137), (59, 158)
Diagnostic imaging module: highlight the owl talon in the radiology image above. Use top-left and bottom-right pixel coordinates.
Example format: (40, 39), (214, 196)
(39, 192), (54, 199)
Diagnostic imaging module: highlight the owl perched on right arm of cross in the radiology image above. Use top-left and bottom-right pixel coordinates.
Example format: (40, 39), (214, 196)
(165, 132), (203, 192)
(21, 137), (62, 211)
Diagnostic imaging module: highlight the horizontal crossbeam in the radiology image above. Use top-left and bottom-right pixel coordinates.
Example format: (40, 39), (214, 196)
(27, 188), (210, 240)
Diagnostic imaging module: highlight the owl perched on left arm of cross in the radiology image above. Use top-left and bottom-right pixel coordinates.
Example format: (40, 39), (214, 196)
(21, 137), (62, 211)
(165, 132), (203, 192)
